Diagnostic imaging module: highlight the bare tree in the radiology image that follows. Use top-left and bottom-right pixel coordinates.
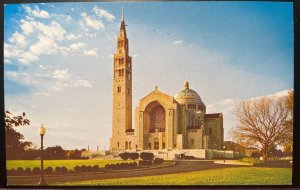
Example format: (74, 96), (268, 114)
(231, 96), (291, 161)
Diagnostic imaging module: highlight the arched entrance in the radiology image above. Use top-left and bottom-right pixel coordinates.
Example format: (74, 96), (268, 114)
(144, 101), (166, 150)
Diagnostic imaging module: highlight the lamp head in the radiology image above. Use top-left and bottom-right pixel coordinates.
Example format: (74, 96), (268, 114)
(40, 124), (46, 136)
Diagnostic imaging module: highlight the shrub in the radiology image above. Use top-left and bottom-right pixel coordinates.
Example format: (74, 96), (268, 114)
(16, 167), (24, 175)
(8, 169), (17, 176)
(119, 152), (130, 160)
(154, 158), (164, 164)
(139, 160), (153, 167)
(132, 162), (138, 168)
(24, 167), (31, 175)
(55, 166), (61, 173)
(61, 166), (67, 173)
(140, 152), (154, 161)
(74, 166), (81, 172)
(81, 165), (87, 172)
(129, 152), (139, 160)
(105, 164), (110, 169)
(44, 167), (53, 175)
(93, 165), (100, 172)
(32, 167), (40, 175)
(87, 165), (92, 172)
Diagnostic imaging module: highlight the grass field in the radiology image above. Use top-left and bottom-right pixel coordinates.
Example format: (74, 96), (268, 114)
(6, 159), (134, 171)
(58, 167), (292, 185)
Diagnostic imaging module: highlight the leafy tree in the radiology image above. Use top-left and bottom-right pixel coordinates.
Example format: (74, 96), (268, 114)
(44, 145), (66, 160)
(231, 97), (291, 161)
(67, 149), (82, 159)
(5, 111), (32, 159)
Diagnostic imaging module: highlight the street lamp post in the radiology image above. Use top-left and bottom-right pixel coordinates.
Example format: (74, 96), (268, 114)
(223, 145), (226, 163)
(38, 124), (47, 186)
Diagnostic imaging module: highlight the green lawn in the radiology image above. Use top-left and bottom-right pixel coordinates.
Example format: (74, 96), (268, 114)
(6, 159), (134, 171)
(58, 167), (292, 185)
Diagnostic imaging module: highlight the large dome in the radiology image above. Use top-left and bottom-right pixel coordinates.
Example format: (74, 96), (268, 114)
(174, 81), (204, 105)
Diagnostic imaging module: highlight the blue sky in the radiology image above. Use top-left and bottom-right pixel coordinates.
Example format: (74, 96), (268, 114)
(4, 2), (293, 150)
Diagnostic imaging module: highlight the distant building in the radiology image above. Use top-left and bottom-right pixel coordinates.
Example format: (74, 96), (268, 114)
(109, 12), (223, 153)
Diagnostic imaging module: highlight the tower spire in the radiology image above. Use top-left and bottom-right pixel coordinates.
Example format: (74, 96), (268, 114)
(120, 8), (126, 32)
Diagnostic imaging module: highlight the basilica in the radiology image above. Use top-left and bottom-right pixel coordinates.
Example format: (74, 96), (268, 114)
(110, 13), (224, 154)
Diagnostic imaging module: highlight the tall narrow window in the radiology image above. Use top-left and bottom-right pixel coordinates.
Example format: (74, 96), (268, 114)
(119, 69), (124, 77)
(209, 128), (212, 135)
(117, 86), (121, 93)
(128, 88), (130, 95)
(119, 58), (124, 65)
(128, 73), (131, 80)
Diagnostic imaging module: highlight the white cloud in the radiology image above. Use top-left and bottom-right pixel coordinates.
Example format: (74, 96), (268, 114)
(33, 92), (50, 96)
(83, 48), (98, 56)
(29, 35), (57, 55)
(70, 42), (87, 50)
(81, 13), (105, 30)
(53, 69), (70, 79)
(20, 20), (34, 36)
(66, 33), (81, 40)
(4, 43), (22, 59)
(18, 52), (39, 64)
(5, 71), (38, 85)
(74, 79), (93, 88)
(173, 40), (183, 45)
(9, 31), (27, 47)
(24, 5), (49, 18)
(92, 6), (115, 22)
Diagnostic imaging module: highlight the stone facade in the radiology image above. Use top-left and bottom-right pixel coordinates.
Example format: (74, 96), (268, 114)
(110, 14), (223, 153)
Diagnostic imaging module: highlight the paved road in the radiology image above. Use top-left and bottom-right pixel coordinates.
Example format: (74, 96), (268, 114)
(7, 160), (247, 185)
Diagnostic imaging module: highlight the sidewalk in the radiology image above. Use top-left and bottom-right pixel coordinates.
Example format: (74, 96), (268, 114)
(214, 160), (252, 166)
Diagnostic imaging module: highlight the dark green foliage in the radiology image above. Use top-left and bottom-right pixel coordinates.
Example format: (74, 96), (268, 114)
(104, 162), (138, 170)
(81, 165), (87, 172)
(87, 165), (92, 172)
(44, 166), (53, 174)
(16, 167), (24, 175)
(55, 166), (61, 173)
(24, 167), (31, 175)
(129, 152), (139, 160)
(32, 167), (40, 175)
(93, 165), (100, 172)
(140, 152), (154, 161)
(61, 166), (67, 173)
(44, 145), (66, 160)
(119, 152), (130, 160)
(5, 111), (32, 160)
(154, 158), (164, 164)
(139, 160), (153, 167)
(7, 169), (16, 176)
(74, 166), (81, 172)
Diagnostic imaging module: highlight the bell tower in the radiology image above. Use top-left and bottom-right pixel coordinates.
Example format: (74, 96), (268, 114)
(110, 11), (132, 152)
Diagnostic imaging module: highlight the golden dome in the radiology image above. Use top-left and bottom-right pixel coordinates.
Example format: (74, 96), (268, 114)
(174, 81), (204, 105)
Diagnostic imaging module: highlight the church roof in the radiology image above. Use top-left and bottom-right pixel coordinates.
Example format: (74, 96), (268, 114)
(205, 113), (222, 119)
(187, 125), (202, 130)
(174, 81), (204, 105)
